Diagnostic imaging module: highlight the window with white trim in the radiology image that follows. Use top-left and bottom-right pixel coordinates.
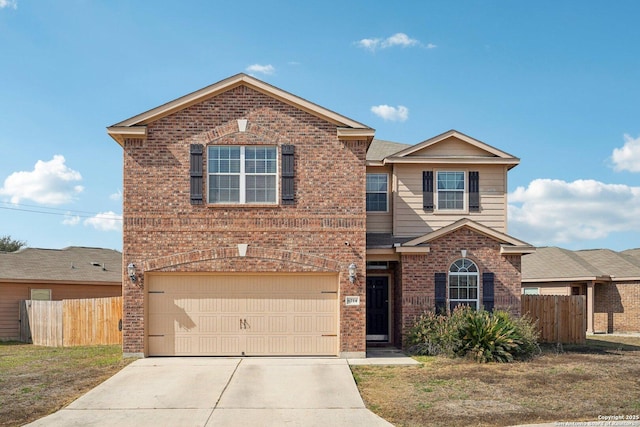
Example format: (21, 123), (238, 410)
(449, 258), (479, 310)
(207, 146), (277, 204)
(366, 173), (388, 212)
(437, 171), (465, 210)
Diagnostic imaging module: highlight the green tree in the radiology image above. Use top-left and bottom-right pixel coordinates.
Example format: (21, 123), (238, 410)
(0, 235), (26, 252)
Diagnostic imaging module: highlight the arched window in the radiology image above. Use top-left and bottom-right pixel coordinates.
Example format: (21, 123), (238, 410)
(449, 258), (479, 310)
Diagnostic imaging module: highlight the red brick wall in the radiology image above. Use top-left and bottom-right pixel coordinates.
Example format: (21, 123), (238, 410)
(594, 281), (640, 333)
(121, 85), (367, 355)
(399, 227), (522, 343)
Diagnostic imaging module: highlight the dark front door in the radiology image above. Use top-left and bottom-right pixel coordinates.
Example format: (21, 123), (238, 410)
(366, 276), (389, 341)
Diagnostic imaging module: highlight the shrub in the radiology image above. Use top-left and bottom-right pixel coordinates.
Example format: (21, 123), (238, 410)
(405, 307), (540, 363)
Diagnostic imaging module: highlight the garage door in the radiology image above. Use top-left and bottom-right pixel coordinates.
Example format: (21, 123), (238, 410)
(147, 273), (338, 356)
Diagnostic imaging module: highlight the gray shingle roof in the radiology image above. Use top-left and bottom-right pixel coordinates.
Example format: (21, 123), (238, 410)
(367, 139), (411, 161)
(0, 247), (122, 283)
(523, 246), (640, 281)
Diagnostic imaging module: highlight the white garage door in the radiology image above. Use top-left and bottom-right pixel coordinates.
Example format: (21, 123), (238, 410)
(147, 273), (339, 356)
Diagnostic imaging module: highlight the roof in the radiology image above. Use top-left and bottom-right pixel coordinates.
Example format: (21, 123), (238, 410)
(381, 129), (520, 169)
(403, 218), (535, 255)
(366, 139), (411, 162)
(0, 247), (122, 283)
(107, 73), (375, 146)
(522, 247), (640, 282)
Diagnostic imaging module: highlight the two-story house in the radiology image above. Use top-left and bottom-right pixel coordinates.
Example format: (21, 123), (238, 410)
(108, 73), (533, 357)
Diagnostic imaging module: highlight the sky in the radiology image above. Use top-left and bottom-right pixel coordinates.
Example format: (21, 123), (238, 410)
(1, 1), (639, 252)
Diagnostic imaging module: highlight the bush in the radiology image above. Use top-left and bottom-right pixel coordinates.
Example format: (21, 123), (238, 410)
(405, 306), (540, 363)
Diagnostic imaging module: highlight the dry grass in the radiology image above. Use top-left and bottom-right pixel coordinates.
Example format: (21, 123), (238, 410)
(352, 335), (640, 427)
(0, 342), (132, 427)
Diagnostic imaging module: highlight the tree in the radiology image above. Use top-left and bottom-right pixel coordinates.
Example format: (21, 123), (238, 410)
(0, 235), (26, 252)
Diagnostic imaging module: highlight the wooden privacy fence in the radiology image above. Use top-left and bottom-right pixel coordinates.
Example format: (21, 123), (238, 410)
(19, 297), (122, 347)
(521, 295), (586, 344)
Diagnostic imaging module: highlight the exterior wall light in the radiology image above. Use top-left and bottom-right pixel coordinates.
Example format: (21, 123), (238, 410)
(127, 263), (137, 282)
(348, 263), (357, 283)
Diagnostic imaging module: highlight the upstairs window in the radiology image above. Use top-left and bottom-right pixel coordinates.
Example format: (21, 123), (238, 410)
(366, 173), (388, 212)
(437, 171), (465, 210)
(208, 146), (277, 204)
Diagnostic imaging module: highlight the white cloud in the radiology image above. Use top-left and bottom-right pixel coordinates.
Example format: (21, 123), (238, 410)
(109, 189), (122, 201)
(0, 0), (17, 9)
(381, 33), (419, 49)
(0, 155), (84, 205)
(356, 33), (429, 52)
(62, 214), (80, 226)
(508, 178), (640, 246)
(611, 134), (640, 172)
(83, 211), (122, 232)
(246, 64), (275, 75)
(356, 37), (381, 52)
(371, 105), (409, 122)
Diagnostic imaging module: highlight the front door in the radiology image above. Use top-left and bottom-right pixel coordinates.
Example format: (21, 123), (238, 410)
(366, 276), (389, 341)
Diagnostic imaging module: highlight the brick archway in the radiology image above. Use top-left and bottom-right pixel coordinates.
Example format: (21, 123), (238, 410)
(142, 245), (343, 273)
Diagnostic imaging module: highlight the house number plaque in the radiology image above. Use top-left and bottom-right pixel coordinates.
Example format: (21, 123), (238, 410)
(345, 296), (360, 306)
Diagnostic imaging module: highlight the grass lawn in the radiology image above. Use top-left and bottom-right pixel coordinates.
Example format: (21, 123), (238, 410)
(0, 342), (132, 427)
(352, 335), (640, 427)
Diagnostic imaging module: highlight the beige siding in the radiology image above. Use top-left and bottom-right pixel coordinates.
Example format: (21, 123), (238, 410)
(408, 136), (493, 157)
(366, 166), (393, 233)
(393, 164), (507, 237)
(0, 282), (121, 340)
(535, 283), (571, 296)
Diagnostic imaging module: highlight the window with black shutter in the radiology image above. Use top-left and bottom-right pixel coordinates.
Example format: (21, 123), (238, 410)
(434, 272), (447, 314)
(281, 144), (295, 204)
(423, 171), (434, 212)
(189, 144), (203, 205)
(482, 272), (495, 311)
(469, 171), (480, 212)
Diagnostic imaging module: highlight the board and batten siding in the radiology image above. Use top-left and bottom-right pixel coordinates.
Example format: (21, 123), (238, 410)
(366, 165), (393, 233)
(393, 164), (508, 237)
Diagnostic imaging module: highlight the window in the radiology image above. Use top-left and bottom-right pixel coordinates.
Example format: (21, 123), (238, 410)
(207, 146), (277, 204)
(437, 171), (465, 210)
(449, 258), (479, 310)
(366, 174), (388, 212)
(31, 289), (51, 301)
(523, 288), (539, 295)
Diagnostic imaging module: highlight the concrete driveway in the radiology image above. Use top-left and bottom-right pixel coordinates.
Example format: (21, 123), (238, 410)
(26, 358), (393, 427)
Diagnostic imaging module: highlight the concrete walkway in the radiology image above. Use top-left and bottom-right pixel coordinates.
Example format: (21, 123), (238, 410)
(26, 354), (416, 427)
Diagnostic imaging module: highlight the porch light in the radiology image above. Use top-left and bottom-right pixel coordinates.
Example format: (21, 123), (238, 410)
(127, 263), (137, 282)
(348, 263), (357, 283)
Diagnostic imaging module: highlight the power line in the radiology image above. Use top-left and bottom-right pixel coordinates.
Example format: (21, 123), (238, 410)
(0, 203), (122, 220)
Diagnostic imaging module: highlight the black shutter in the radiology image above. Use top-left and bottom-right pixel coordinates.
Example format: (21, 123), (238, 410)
(281, 144), (295, 204)
(189, 144), (203, 205)
(423, 171), (434, 212)
(469, 171), (480, 212)
(482, 272), (495, 311)
(435, 272), (447, 314)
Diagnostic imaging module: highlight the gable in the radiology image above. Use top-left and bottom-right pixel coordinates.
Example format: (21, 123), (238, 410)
(107, 73), (374, 146)
(407, 135), (495, 158)
(400, 219), (534, 255)
(384, 129), (520, 169)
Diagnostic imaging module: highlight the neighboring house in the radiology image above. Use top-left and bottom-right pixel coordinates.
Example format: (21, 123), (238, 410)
(522, 247), (640, 334)
(0, 247), (122, 340)
(107, 73), (534, 357)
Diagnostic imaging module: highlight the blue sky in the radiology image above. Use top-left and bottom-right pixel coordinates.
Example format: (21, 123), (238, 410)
(1, 1), (639, 252)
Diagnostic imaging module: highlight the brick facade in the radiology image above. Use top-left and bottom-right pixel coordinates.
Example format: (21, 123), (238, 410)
(594, 281), (640, 333)
(121, 85), (368, 355)
(398, 227), (522, 344)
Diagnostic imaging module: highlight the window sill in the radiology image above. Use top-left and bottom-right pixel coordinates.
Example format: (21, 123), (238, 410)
(206, 203), (282, 209)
